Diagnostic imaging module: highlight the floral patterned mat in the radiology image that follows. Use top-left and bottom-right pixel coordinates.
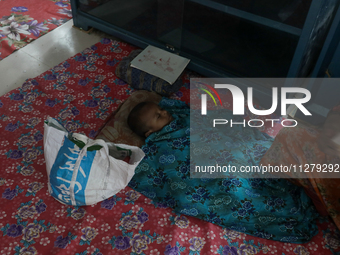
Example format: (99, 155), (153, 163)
(0, 38), (339, 255)
(0, 0), (72, 60)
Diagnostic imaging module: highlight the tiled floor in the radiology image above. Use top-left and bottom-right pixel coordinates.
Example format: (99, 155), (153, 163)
(0, 20), (102, 97)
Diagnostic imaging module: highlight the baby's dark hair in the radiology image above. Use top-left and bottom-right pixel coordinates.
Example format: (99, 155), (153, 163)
(127, 102), (149, 137)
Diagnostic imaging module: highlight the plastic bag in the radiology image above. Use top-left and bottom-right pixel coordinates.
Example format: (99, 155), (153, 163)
(43, 117), (145, 206)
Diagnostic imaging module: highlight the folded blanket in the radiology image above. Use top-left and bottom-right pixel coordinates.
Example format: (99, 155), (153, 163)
(128, 98), (319, 243)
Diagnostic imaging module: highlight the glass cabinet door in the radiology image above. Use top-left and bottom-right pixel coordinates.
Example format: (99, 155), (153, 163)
(78, 0), (185, 51)
(77, 0), (338, 78)
(180, 0), (311, 77)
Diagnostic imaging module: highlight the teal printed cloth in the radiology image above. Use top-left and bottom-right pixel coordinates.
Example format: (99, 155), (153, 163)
(128, 98), (319, 243)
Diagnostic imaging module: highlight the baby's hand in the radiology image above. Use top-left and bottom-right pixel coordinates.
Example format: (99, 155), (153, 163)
(317, 112), (340, 157)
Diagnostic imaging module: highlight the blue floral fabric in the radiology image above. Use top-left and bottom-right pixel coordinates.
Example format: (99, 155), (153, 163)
(129, 98), (319, 243)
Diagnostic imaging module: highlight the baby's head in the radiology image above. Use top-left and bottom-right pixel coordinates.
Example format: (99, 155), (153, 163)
(127, 102), (174, 138)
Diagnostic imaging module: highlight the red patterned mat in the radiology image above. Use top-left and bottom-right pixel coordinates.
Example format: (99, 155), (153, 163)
(0, 38), (339, 255)
(0, 0), (72, 60)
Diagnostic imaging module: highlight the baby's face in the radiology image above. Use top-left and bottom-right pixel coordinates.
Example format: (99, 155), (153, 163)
(140, 103), (174, 137)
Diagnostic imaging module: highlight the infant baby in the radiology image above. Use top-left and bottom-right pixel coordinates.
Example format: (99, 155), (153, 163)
(127, 102), (174, 138)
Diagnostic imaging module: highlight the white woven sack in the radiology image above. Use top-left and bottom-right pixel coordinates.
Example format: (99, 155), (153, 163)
(43, 117), (145, 206)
